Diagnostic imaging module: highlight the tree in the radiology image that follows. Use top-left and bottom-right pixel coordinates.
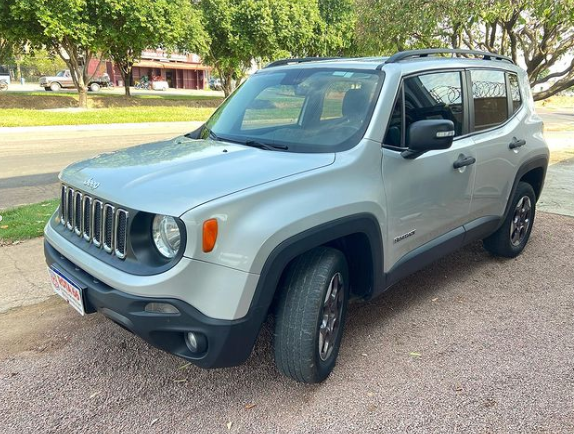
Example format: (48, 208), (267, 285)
(313, 0), (357, 56)
(98, 0), (207, 97)
(356, 0), (574, 100)
(200, 0), (327, 96)
(1, 0), (100, 107)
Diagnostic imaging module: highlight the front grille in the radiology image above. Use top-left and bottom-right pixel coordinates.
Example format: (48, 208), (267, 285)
(59, 184), (129, 259)
(82, 196), (92, 241)
(74, 191), (82, 235)
(93, 200), (103, 247)
(115, 210), (128, 259)
(103, 204), (114, 253)
(66, 188), (74, 230)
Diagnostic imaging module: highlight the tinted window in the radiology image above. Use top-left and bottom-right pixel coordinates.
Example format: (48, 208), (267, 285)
(384, 71), (464, 147)
(471, 70), (508, 131)
(508, 73), (522, 115)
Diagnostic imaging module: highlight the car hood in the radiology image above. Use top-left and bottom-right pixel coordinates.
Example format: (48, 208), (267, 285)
(60, 136), (335, 216)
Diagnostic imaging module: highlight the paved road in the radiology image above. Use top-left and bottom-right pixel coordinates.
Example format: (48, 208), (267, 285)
(1, 212), (573, 433)
(0, 115), (571, 212)
(0, 122), (200, 209)
(538, 109), (574, 128)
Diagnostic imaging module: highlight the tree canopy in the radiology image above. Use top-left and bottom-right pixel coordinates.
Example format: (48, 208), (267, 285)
(200, 0), (357, 96)
(355, 0), (574, 100)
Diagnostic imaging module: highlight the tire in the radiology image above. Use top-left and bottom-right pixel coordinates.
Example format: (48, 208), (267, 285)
(44, 87), (52, 92)
(483, 181), (536, 258)
(89, 83), (100, 92)
(274, 247), (349, 383)
(50, 82), (61, 92)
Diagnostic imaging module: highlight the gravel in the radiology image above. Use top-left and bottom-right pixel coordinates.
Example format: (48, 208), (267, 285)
(1, 212), (573, 433)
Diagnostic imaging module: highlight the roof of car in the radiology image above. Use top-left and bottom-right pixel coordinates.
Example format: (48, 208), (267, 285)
(264, 49), (522, 74)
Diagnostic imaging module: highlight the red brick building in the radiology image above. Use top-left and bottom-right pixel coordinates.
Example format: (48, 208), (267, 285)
(88, 49), (210, 90)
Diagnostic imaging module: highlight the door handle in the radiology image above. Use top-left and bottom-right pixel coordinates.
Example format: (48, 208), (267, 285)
(509, 137), (526, 149)
(453, 155), (476, 169)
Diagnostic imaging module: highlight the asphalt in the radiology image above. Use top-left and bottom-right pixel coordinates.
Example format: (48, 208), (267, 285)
(0, 122), (201, 209)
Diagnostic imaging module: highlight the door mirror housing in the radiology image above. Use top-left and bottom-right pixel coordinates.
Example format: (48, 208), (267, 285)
(402, 120), (455, 159)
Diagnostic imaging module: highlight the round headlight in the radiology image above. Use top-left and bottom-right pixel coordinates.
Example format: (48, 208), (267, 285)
(152, 215), (181, 259)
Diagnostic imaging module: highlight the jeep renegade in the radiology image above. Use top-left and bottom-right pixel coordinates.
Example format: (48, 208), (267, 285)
(45, 49), (549, 383)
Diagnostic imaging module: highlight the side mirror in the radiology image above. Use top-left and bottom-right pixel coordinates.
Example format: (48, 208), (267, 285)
(402, 120), (455, 158)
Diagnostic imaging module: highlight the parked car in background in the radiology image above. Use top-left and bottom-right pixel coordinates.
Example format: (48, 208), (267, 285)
(209, 77), (222, 91)
(39, 70), (112, 92)
(0, 66), (10, 85)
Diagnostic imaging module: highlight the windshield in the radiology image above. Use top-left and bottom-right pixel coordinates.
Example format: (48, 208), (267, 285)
(202, 68), (383, 152)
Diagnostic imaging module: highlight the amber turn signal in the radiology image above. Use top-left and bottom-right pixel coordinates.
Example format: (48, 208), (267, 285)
(202, 219), (218, 252)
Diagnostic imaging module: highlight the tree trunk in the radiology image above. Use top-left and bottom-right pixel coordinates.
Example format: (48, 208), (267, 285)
(222, 72), (234, 97)
(122, 70), (132, 97)
(78, 87), (88, 108)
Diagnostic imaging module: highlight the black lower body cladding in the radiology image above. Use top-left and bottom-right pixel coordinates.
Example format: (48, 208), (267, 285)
(44, 240), (261, 368)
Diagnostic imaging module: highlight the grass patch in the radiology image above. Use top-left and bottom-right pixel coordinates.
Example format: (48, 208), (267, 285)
(0, 199), (59, 243)
(6, 91), (220, 101)
(0, 106), (215, 127)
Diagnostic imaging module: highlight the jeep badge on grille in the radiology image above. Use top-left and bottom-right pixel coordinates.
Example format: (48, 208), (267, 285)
(83, 178), (100, 190)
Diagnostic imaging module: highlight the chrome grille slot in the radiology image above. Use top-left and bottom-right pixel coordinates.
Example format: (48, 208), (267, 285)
(114, 210), (128, 259)
(92, 200), (103, 247)
(74, 191), (83, 236)
(66, 188), (74, 230)
(82, 196), (92, 241)
(103, 204), (115, 253)
(60, 185), (66, 225)
(59, 184), (129, 260)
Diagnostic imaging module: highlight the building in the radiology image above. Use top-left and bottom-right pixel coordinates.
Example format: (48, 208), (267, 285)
(88, 49), (210, 90)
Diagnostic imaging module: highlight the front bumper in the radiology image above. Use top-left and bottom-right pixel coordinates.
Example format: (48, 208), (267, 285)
(45, 240), (262, 368)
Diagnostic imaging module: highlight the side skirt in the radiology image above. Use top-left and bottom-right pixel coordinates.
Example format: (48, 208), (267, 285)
(378, 215), (501, 294)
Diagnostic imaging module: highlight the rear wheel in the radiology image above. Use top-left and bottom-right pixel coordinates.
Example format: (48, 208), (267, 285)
(483, 182), (536, 258)
(50, 82), (61, 92)
(274, 247), (349, 383)
(89, 83), (100, 92)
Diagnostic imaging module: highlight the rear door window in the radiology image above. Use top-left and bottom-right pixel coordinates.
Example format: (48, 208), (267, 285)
(470, 70), (508, 131)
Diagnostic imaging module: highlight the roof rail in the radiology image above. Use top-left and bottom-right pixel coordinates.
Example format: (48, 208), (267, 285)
(265, 57), (341, 68)
(384, 49), (515, 65)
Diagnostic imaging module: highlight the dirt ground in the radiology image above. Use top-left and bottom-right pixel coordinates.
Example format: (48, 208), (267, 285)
(1, 212), (573, 433)
(0, 94), (223, 110)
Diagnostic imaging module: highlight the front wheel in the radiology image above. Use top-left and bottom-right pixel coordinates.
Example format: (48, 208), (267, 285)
(50, 82), (61, 92)
(483, 181), (536, 258)
(274, 247), (349, 383)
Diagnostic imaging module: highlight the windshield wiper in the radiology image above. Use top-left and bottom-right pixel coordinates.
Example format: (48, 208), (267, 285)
(243, 140), (288, 151)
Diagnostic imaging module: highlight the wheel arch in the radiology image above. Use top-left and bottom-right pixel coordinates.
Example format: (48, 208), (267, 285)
(500, 155), (548, 227)
(249, 213), (384, 321)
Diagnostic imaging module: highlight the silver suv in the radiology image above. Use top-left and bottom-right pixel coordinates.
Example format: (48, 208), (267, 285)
(45, 49), (548, 383)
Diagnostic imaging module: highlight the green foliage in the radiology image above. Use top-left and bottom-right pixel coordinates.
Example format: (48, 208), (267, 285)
(20, 48), (67, 79)
(200, 0), (357, 95)
(356, 0), (574, 99)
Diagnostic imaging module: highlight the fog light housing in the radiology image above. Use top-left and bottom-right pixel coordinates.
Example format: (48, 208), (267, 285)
(144, 302), (180, 315)
(185, 332), (207, 354)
